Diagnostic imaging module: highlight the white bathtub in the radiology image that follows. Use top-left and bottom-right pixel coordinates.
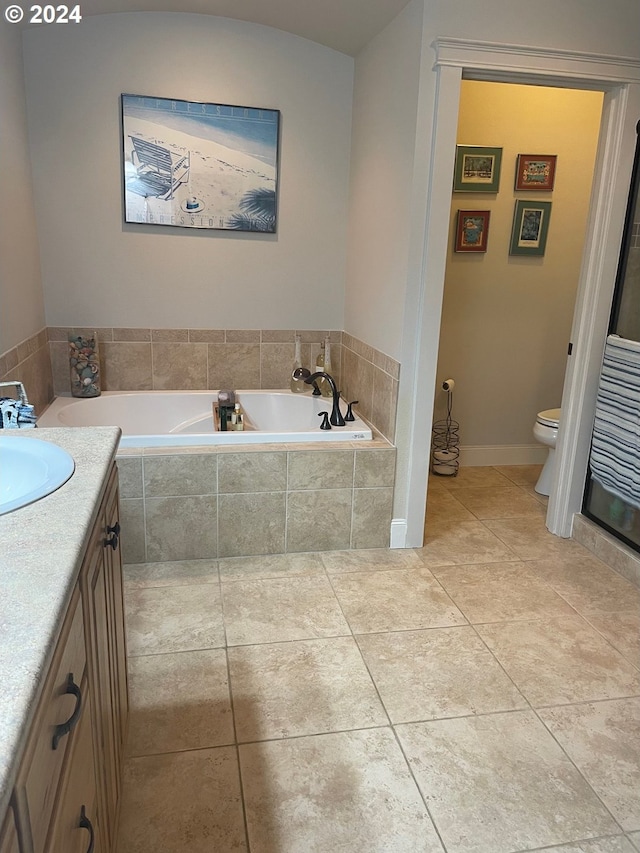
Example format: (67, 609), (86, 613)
(38, 391), (373, 448)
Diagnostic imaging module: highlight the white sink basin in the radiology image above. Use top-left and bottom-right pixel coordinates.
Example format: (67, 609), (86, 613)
(0, 435), (75, 515)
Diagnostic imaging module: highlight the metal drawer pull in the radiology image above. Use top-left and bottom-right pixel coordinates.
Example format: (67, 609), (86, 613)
(79, 805), (95, 853)
(104, 521), (120, 550)
(52, 673), (82, 750)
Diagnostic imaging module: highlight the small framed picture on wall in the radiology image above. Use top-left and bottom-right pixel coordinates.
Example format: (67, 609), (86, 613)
(515, 154), (557, 191)
(453, 145), (502, 193)
(455, 210), (491, 252)
(509, 200), (552, 256)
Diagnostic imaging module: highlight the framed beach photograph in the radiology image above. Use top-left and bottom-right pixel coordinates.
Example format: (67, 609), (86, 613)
(509, 200), (552, 256)
(121, 94), (280, 232)
(453, 145), (502, 193)
(455, 210), (491, 252)
(515, 154), (557, 191)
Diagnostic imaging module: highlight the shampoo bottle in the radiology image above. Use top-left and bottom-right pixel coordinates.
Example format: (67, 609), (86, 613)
(315, 339), (327, 396)
(290, 334), (306, 393)
(321, 335), (332, 397)
(233, 402), (244, 431)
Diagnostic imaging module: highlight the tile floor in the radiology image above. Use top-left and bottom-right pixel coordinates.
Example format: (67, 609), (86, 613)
(116, 465), (640, 853)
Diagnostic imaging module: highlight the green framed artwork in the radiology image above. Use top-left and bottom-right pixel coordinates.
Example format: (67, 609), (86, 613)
(509, 200), (552, 256)
(453, 145), (502, 193)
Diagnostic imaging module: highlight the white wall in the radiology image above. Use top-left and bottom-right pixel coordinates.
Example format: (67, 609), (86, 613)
(344, 0), (423, 361)
(0, 23), (45, 353)
(22, 13), (354, 330)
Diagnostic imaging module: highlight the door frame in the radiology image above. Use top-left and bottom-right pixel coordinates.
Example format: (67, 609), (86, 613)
(397, 38), (640, 547)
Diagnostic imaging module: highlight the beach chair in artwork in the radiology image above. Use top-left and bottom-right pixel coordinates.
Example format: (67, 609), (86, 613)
(127, 136), (190, 200)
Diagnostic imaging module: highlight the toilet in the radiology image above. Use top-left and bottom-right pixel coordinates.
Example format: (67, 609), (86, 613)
(533, 408), (561, 496)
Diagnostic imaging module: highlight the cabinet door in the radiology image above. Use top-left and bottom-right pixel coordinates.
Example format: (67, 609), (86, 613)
(80, 464), (128, 852)
(0, 808), (20, 853)
(47, 687), (103, 853)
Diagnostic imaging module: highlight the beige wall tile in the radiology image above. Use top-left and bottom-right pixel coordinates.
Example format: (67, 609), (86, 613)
(15, 344), (54, 414)
(371, 367), (394, 441)
(152, 342), (207, 390)
(120, 498), (146, 564)
(102, 342), (153, 390)
(286, 489), (353, 552)
(226, 329), (260, 342)
(189, 329), (225, 343)
(143, 454), (218, 497)
(218, 451), (286, 493)
(260, 341), (295, 388)
(218, 492), (286, 557)
(352, 488), (393, 549)
(208, 343), (260, 389)
(113, 328), (151, 342)
(261, 329), (295, 343)
(117, 456), (144, 499)
(146, 495), (217, 561)
(287, 450), (354, 490)
(50, 341), (70, 395)
(151, 328), (189, 342)
(354, 447), (396, 488)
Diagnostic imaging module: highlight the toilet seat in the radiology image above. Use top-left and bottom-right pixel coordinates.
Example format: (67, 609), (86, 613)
(536, 408), (560, 428)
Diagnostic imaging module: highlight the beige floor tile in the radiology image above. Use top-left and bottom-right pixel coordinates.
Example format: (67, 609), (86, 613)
(116, 747), (247, 852)
(127, 649), (234, 756)
(477, 615), (640, 706)
(219, 551), (325, 581)
(321, 547), (423, 573)
(425, 490), (477, 526)
(527, 839), (637, 853)
(239, 728), (444, 853)
(222, 575), (350, 645)
(437, 466), (515, 490)
(451, 485), (546, 519)
(485, 515), (592, 561)
(124, 559), (219, 589)
(495, 465), (543, 486)
(540, 698), (640, 831)
(526, 554), (640, 617)
(583, 611), (640, 667)
(125, 583), (225, 655)
(330, 568), (466, 633)
(419, 520), (517, 566)
(431, 561), (577, 624)
(397, 711), (619, 853)
(357, 626), (526, 723)
(228, 636), (386, 741)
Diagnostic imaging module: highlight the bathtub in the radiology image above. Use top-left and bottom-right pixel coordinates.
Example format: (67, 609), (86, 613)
(38, 391), (373, 448)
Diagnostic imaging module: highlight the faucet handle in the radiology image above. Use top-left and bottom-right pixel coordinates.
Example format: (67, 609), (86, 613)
(344, 400), (359, 422)
(318, 411), (331, 430)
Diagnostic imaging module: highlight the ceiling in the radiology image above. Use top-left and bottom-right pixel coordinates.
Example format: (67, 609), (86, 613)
(70, 0), (412, 56)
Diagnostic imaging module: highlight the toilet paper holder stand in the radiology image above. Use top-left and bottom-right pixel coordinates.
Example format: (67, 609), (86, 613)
(431, 380), (459, 476)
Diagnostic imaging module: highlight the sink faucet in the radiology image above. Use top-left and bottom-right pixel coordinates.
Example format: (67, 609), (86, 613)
(304, 371), (345, 427)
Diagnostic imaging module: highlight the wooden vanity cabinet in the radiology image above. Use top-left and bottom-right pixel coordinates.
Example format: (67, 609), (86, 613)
(9, 462), (128, 853)
(0, 808), (20, 853)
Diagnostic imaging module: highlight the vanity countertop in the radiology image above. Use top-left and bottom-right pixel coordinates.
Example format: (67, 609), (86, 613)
(0, 426), (121, 817)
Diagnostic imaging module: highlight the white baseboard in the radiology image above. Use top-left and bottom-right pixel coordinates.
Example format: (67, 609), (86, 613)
(459, 444), (548, 467)
(389, 519), (407, 549)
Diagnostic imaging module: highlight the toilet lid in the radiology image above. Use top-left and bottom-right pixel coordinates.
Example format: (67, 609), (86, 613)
(537, 408), (561, 427)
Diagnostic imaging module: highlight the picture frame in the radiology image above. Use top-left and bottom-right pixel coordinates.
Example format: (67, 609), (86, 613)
(453, 145), (502, 193)
(455, 210), (491, 253)
(509, 200), (552, 256)
(121, 94), (280, 232)
(515, 154), (557, 191)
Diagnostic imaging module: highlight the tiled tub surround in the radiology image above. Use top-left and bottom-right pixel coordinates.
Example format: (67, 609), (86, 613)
(117, 441), (396, 563)
(0, 327), (53, 415)
(47, 327), (400, 442)
(573, 513), (640, 589)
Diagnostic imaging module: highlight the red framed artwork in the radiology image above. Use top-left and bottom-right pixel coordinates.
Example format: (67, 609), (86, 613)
(455, 210), (490, 252)
(515, 154), (557, 191)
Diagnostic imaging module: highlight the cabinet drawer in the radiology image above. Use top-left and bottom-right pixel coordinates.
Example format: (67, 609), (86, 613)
(0, 808), (20, 853)
(20, 587), (87, 853)
(46, 689), (101, 853)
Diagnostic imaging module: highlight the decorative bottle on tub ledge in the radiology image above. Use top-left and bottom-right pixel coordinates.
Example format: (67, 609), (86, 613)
(69, 331), (101, 398)
(321, 335), (332, 397)
(290, 334), (307, 393)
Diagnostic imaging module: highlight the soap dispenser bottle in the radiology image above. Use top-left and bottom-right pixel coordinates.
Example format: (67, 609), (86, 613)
(290, 334), (306, 393)
(321, 335), (332, 397)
